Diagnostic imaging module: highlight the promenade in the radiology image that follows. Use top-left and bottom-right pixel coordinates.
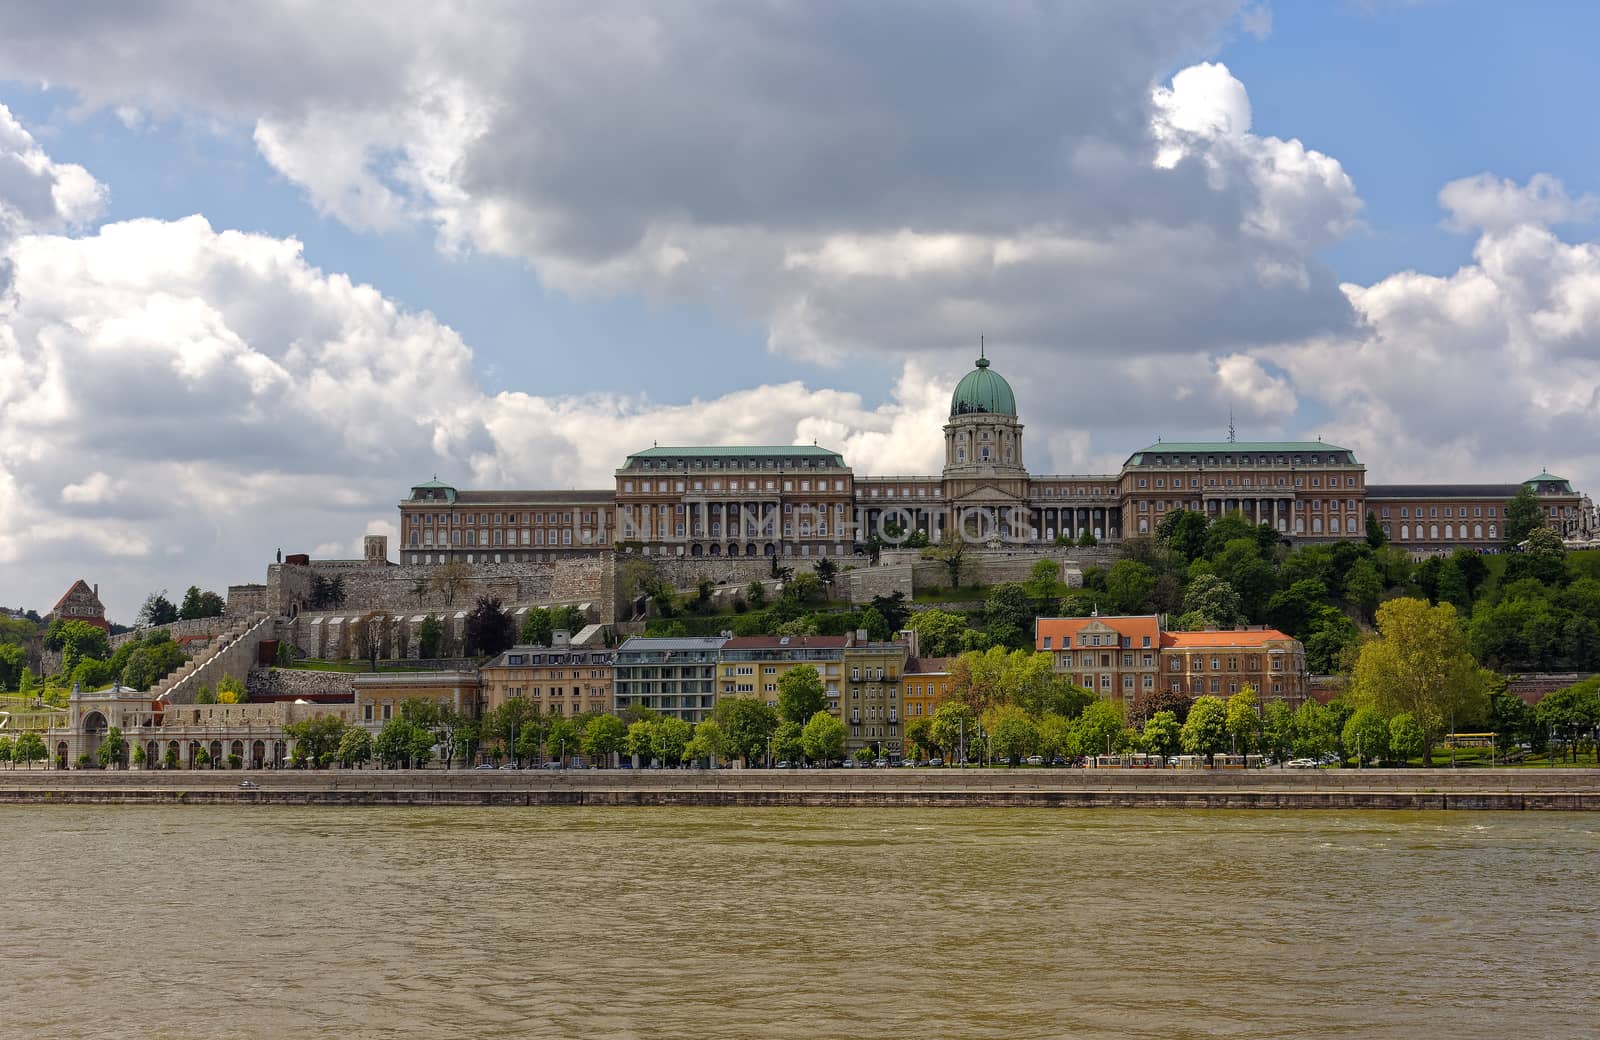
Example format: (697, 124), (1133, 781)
(2, 767), (1599, 810)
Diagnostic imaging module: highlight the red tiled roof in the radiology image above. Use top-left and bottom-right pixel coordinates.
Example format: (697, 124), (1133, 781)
(1035, 615), (1161, 649)
(904, 656), (951, 675)
(1161, 629), (1294, 648)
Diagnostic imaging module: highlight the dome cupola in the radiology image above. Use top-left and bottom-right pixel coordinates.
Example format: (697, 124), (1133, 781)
(949, 349), (1017, 417)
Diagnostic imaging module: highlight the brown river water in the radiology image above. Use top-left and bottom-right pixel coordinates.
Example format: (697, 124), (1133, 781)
(7, 806), (1598, 1039)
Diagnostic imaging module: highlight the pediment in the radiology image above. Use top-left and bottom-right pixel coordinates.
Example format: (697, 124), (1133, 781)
(952, 485), (1025, 505)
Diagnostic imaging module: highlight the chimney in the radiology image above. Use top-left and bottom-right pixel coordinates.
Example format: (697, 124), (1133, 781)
(93, 584), (98, 598)
(898, 628), (920, 658)
(856, 628), (869, 643)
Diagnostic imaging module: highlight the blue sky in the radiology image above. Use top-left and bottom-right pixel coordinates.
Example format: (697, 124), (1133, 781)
(3, 0), (1600, 620)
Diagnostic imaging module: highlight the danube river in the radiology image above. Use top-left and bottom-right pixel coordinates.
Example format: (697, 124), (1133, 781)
(8, 806), (1598, 1039)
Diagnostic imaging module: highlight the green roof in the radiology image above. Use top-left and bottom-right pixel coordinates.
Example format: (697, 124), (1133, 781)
(1525, 471), (1566, 483)
(1132, 441), (1352, 454)
(628, 445), (842, 459)
(409, 478), (457, 503)
(950, 356), (1017, 417)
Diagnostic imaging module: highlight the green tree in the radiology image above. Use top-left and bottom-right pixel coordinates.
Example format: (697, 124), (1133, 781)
(1141, 710), (1182, 763)
(375, 717), (423, 768)
(1303, 607), (1361, 674)
(1365, 511), (1387, 548)
(162, 744), (179, 769)
(1505, 526), (1567, 586)
(14, 731), (45, 768)
(1343, 557), (1384, 623)
(1105, 559), (1156, 615)
(193, 747), (211, 769)
(177, 586), (225, 620)
(745, 581), (768, 609)
(813, 557), (839, 597)
(1025, 559), (1062, 602)
(771, 720), (804, 764)
(711, 697), (779, 764)
(654, 717), (693, 766)
(46, 619), (111, 678)
(800, 710), (846, 764)
(1534, 678), (1600, 763)
(337, 726), (373, 768)
(982, 704), (1038, 766)
(96, 726), (127, 769)
(1343, 707), (1391, 766)
(1225, 687), (1261, 758)
(1071, 699), (1127, 759)
(906, 609), (972, 657)
(519, 607), (554, 647)
(1261, 700), (1296, 765)
(905, 716), (937, 759)
(414, 614), (444, 659)
(1434, 558), (1469, 612)
(682, 719), (732, 765)
(1504, 484), (1544, 545)
(1156, 509), (1209, 563)
(784, 572), (822, 605)
(929, 701), (978, 763)
(1349, 598), (1492, 766)
(284, 714), (349, 769)
(1077, 530), (1098, 547)
(129, 742), (144, 768)
(582, 714), (629, 766)
(1180, 574), (1242, 629)
(869, 592), (910, 633)
(546, 717), (581, 764)
(1180, 695), (1229, 764)
(0, 643), (24, 691)
(776, 665), (827, 724)
(137, 591), (180, 626)
(1388, 712), (1426, 763)
(983, 583), (1035, 650)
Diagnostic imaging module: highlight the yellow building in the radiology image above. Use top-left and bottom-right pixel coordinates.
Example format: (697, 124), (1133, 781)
(902, 656), (952, 734)
(479, 644), (615, 719)
(718, 635), (846, 712)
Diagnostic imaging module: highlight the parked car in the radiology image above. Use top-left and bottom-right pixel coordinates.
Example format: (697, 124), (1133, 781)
(1286, 758), (1318, 769)
(1025, 755), (1045, 766)
(873, 758), (890, 768)
(540, 761), (564, 770)
(473, 763), (499, 770)
(927, 757), (944, 767)
(237, 779), (259, 789)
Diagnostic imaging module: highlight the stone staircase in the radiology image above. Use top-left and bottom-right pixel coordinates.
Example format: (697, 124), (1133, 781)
(153, 612), (273, 704)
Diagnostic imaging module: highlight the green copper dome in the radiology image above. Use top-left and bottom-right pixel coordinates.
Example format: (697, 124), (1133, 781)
(950, 354), (1017, 417)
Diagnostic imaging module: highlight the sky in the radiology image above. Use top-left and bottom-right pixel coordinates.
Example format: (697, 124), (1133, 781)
(4, 0), (1600, 623)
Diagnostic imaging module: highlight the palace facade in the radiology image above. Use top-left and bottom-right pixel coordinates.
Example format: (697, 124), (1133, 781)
(395, 351), (1593, 564)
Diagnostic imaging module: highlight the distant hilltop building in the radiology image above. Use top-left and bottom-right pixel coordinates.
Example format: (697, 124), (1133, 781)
(45, 579), (109, 633)
(394, 349), (1593, 565)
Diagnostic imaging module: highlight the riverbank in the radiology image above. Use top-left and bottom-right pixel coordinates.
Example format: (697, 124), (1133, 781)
(3, 767), (1600, 809)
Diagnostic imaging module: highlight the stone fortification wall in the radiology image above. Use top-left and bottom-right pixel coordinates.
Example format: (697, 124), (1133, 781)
(247, 668), (359, 700)
(844, 564), (914, 604)
(267, 555), (611, 621)
(109, 617), (232, 650)
(225, 584), (268, 616)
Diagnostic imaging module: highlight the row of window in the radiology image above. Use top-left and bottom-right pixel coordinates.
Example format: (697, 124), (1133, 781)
(408, 511), (590, 526)
(411, 528), (593, 547)
(1390, 523), (1497, 541)
(1142, 453), (1353, 467)
(623, 478), (850, 493)
(1380, 505), (1500, 519)
(1137, 474), (1360, 490)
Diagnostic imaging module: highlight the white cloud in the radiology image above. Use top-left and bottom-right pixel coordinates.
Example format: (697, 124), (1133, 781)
(1271, 177), (1600, 486)
(0, 103), (105, 244)
(0, 4), (1361, 367)
(1439, 172), (1600, 233)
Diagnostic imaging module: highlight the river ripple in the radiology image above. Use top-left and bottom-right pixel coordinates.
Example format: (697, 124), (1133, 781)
(5, 807), (1597, 1039)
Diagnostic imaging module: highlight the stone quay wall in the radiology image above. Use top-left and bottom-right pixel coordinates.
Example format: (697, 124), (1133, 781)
(246, 668), (359, 700)
(5, 768), (1600, 811)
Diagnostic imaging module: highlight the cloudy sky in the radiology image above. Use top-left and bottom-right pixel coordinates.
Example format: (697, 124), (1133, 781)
(4, 1), (1600, 622)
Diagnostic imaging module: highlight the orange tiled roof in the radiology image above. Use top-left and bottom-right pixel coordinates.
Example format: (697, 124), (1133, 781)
(1035, 615), (1161, 649)
(1161, 629), (1294, 648)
